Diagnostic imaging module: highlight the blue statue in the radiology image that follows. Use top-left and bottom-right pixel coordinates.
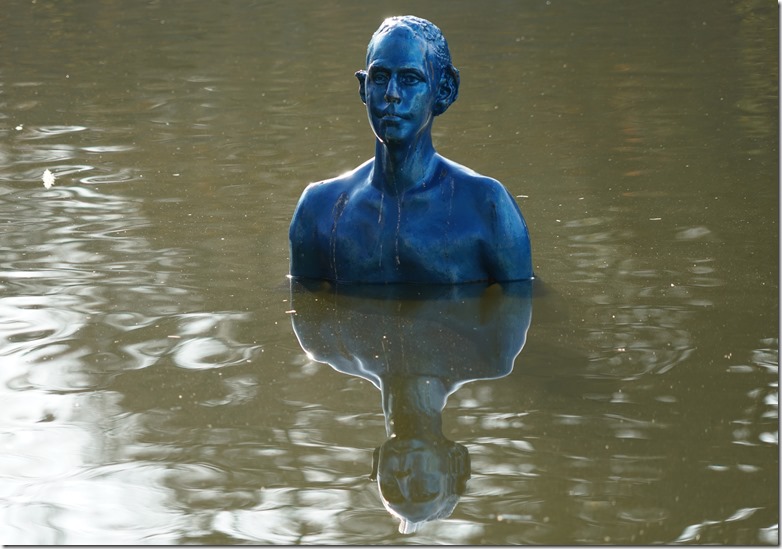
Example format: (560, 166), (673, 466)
(290, 15), (533, 284)
(290, 279), (533, 533)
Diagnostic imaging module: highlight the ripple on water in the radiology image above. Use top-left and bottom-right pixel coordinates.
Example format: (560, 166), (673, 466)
(4, 464), (184, 544)
(0, 177), (213, 399)
(674, 509), (778, 545)
(79, 167), (142, 185)
(209, 486), (375, 544)
(11, 144), (78, 165)
(18, 125), (88, 140)
(0, 296), (86, 358)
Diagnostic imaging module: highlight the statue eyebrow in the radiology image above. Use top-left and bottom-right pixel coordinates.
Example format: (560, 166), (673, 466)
(398, 67), (426, 77)
(368, 63), (426, 77)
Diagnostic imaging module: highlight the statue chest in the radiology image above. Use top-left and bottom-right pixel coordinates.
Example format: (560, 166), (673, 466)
(324, 191), (488, 283)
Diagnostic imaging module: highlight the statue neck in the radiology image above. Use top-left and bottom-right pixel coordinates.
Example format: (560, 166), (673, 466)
(372, 136), (437, 195)
(381, 375), (449, 438)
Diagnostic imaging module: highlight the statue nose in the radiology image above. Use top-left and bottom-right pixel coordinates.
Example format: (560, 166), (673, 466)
(384, 77), (401, 103)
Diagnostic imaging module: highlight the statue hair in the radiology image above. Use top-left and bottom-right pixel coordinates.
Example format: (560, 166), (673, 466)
(367, 15), (460, 115)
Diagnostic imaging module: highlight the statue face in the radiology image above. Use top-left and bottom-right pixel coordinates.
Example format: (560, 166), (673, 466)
(364, 27), (438, 146)
(376, 437), (452, 523)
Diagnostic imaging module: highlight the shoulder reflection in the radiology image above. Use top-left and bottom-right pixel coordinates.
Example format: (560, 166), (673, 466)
(289, 278), (534, 533)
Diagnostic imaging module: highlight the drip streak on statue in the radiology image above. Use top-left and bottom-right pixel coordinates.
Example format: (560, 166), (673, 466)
(290, 16), (533, 284)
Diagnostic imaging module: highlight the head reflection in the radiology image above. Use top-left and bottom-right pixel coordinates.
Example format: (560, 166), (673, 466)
(289, 280), (533, 534)
(372, 436), (470, 533)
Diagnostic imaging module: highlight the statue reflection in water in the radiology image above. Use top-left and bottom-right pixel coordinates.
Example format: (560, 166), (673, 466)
(289, 279), (533, 533)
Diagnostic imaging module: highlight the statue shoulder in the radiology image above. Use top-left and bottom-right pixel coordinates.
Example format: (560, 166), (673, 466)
(297, 160), (373, 207)
(435, 158), (533, 281)
(437, 156), (515, 202)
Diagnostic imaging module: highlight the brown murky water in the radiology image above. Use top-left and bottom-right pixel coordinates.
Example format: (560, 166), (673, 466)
(0, 0), (777, 544)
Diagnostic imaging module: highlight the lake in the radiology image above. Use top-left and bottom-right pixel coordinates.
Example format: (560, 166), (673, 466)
(0, 0), (778, 544)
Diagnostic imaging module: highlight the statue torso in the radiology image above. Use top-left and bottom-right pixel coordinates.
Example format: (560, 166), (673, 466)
(290, 156), (532, 284)
(303, 159), (496, 283)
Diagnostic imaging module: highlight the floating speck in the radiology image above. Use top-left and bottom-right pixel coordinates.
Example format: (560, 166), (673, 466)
(15, 124), (23, 131)
(42, 169), (56, 189)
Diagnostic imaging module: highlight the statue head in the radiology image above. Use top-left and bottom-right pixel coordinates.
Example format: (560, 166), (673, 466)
(356, 16), (461, 131)
(370, 436), (471, 534)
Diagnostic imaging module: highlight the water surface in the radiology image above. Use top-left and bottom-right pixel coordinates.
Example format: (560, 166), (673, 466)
(0, 0), (777, 544)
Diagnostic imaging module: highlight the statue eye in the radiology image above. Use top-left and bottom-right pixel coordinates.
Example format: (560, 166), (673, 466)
(400, 73), (422, 86)
(371, 71), (389, 85)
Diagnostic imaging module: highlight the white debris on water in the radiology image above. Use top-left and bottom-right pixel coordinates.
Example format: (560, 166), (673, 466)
(42, 169), (55, 189)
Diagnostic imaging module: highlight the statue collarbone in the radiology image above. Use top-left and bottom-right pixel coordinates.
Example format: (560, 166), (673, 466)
(291, 154), (530, 283)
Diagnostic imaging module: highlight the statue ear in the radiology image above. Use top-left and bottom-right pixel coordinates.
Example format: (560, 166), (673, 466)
(433, 67), (460, 116)
(356, 70), (368, 104)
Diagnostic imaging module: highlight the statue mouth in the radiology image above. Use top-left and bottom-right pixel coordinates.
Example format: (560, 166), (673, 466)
(381, 110), (405, 120)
